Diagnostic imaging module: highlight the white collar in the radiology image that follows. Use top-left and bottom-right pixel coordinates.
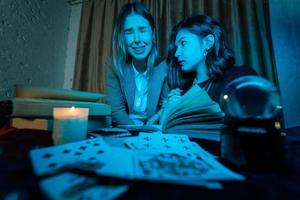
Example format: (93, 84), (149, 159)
(132, 63), (148, 77)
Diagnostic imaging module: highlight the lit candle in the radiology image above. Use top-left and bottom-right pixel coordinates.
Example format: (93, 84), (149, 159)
(52, 107), (89, 145)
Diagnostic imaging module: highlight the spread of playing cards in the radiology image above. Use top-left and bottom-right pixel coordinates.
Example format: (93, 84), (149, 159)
(30, 132), (244, 199)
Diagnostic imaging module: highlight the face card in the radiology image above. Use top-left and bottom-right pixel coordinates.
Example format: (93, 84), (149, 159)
(133, 150), (244, 182)
(134, 152), (212, 181)
(133, 133), (244, 182)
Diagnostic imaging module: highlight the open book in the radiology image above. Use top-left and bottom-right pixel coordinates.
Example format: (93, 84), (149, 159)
(119, 85), (224, 141)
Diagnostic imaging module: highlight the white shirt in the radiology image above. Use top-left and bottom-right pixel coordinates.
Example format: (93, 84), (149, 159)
(129, 65), (149, 125)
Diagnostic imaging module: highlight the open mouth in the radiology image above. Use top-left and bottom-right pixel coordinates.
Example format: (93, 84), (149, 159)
(132, 46), (146, 54)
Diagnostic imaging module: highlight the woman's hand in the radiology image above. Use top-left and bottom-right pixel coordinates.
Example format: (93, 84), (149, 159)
(147, 88), (183, 125)
(166, 88), (182, 106)
(147, 110), (162, 125)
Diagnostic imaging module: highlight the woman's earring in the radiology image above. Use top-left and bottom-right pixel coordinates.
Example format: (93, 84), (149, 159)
(204, 49), (208, 56)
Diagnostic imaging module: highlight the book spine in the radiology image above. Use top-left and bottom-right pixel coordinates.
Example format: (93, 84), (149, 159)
(15, 85), (106, 102)
(10, 98), (111, 117)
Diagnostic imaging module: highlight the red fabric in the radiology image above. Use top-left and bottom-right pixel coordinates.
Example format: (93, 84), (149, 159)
(0, 127), (53, 199)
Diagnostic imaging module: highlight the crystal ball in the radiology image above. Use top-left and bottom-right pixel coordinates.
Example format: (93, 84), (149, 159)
(220, 76), (281, 119)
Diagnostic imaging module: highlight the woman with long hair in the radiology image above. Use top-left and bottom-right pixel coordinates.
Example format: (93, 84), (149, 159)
(106, 2), (168, 126)
(147, 15), (257, 124)
(167, 14), (257, 104)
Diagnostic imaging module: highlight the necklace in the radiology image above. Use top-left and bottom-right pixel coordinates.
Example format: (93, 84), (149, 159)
(194, 78), (214, 92)
(203, 78), (214, 92)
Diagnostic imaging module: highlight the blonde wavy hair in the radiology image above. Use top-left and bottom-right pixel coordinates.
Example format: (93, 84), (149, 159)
(112, 2), (158, 77)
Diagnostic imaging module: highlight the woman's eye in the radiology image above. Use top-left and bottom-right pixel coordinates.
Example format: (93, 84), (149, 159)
(125, 30), (133, 34)
(181, 41), (187, 46)
(140, 28), (148, 33)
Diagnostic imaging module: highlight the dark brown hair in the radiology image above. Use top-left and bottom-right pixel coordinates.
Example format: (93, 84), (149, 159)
(167, 15), (235, 90)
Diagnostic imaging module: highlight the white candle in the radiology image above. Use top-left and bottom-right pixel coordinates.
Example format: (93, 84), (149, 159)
(52, 107), (89, 145)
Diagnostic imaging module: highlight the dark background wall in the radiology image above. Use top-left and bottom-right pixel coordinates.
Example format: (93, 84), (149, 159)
(269, 0), (300, 128)
(0, 0), (70, 100)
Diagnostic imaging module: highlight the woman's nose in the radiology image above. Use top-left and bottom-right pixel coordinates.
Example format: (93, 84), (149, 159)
(134, 32), (141, 43)
(175, 47), (181, 58)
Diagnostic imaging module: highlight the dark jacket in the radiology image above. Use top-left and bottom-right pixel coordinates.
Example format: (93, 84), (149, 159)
(198, 66), (258, 104)
(105, 60), (169, 125)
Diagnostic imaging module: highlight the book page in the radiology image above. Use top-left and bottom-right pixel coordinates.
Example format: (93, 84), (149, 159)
(160, 85), (223, 130)
(168, 104), (223, 123)
(160, 85), (210, 124)
(166, 114), (224, 129)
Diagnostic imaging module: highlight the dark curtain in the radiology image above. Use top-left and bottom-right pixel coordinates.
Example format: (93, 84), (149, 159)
(73, 0), (277, 93)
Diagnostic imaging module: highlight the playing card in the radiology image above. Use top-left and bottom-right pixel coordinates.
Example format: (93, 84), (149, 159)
(133, 150), (244, 182)
(88, 128), (131, 138)
(30, 137), (112, 176)
(134, 151), (210, 181)
(137, 133), (157, 150)
(97, 147), (135, 179)
(133, 133), (244, 182)
(123, 136), (139, 149)
(137, 132), (193, 152)
(31, 133), (244, 193)
(162, 134), (192, 152)
(40, 172), (129, 200)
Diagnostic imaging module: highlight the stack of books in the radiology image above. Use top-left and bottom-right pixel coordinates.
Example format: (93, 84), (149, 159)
(0, 85), (111, 131)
